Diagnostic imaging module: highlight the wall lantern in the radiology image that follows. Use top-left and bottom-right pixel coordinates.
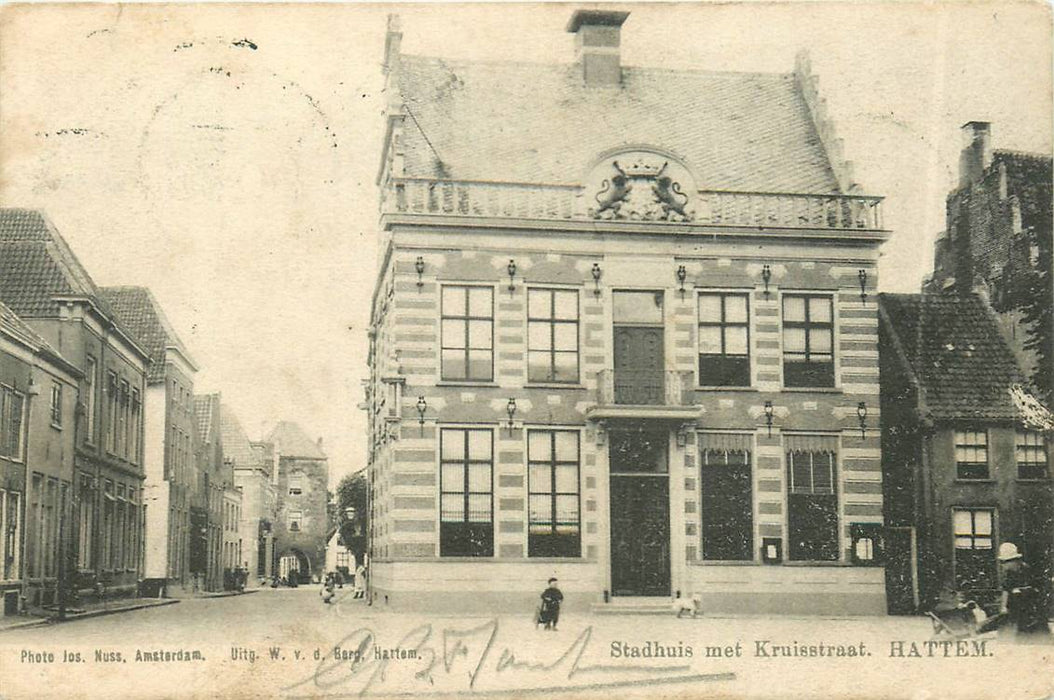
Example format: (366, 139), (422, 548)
(764, 400), (774, 437)
(416, 396), (427, 429)
(506, 397), (518, 431)
(761, 265), (772, 297)
(858, 269), (868, 303)
(414, 256), (425, 289)
(507, 259), (517, 292)
(676, 264), (688, 296)
(857, 401), (868, 439)
(591, 263), (603, 297)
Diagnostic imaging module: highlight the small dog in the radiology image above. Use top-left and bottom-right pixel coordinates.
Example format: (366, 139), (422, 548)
(672, 595), (701, 618)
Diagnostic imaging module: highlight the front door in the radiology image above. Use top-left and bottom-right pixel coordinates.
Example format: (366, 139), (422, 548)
(608, 429), (670, 596)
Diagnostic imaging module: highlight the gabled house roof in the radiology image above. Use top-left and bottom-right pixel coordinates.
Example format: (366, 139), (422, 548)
(99, 286), (198, 384)
(220, 404), (259, 470)
(0, 208), (148, 361)
(394, 55), (841, 193)
(0, 299), (81, 378)
(879, 293), (1034, 423)
(193, 393), (221, 445)
(265, 421), (327, 460)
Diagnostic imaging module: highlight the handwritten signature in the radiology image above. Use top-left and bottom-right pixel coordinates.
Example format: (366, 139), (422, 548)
(282, 615), (734, 697)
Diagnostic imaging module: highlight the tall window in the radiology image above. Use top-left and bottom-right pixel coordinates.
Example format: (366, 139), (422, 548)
(27, 474), (41, 578)
(527, 430), (580, 557)
(1, 490), (20, 581)
(1016, 431), (1048, 480)
(953, 508), (996, 591)
(102, 480), (114, 569)
(700, 444), (753, 560)
(118, 380), (130, 459)
(439, 428), (493, 557)
(955, 430), (989, 480)
(50, 382), (63, 427)
(782, 295), (834, 388)
(698, 293), (750, 386)
(77, 474), (94, 569)
(441, 286), (493, 381)
(84, 356), (97, 443)
(288, 472), (304, 496)
(43, 478), (56, 577)
(527, 289), (579, 383)
(787, 448), (839, 561)
(106, 372), (118, 453)
(0, 384), (25, 461)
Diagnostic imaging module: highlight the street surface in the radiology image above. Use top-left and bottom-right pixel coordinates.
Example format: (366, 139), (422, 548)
(1, 587), (1051, 699)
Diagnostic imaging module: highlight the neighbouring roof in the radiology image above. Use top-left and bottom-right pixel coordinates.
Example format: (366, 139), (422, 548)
(265, 421), (327, 460)
(0, 299), (80, 376)
(99, 286), (197, 384)
(879, 293), (1031, 422)
(220, 405), (259, 470)
(0, 208), (113, 318)
(395, 56), (841, 193)
(193, 394), (221, 445)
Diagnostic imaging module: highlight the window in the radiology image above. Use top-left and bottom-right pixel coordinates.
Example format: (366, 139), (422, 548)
(27, 474), (41, 578)
(288, 472), (303, 496)
(782, 295), (834, 388)
(698, 293), (750, 386)
(1016, 431), (1048, 480)
(77, 474), (94, 569)
(84, 356), (97, 443)
(106, 372), (118, 453)
(102, 480), (114, 569)
(439, 428), (493, 557)
(0, 385), (25, 461)
(527, 289), (579, 383)
(786, 449), (839, 561)
(441, 286), (493, 381)
(1, 489), (20, 581)
(43, 478), (56, 577)
(700, 446), (753, 560)
(953, 508), (996, 591)
(955, 430), (989, 480)
(119, 380), (130, 459)
(129, 389), (141, 463)
(287, 510), (302, 532)
(50, 382), (63, 427)
(527, 430), (580, 557)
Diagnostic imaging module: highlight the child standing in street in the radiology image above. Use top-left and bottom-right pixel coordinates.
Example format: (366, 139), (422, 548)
(537, 577), (563, 631)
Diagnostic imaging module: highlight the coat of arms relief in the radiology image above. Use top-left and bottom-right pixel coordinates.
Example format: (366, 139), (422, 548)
(588, 157), (695, 222)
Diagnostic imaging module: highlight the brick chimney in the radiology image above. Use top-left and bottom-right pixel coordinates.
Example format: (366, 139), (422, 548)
(566, 10), (629, 87)
(958, 121), (992, 188)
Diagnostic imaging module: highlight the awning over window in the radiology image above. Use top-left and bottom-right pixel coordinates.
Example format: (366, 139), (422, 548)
(784, 433), (839, 453)
(699, 432), (752, 453)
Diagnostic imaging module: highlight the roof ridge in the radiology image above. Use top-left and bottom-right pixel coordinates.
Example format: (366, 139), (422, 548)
(399, 53), (792, 79)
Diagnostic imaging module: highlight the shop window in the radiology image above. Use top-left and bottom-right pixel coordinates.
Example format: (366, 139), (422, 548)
(700, 447), (753, 560)
(786, 449), (839, 561)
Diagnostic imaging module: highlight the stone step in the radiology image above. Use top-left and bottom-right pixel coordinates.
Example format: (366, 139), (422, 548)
(591, 597), (683, 615)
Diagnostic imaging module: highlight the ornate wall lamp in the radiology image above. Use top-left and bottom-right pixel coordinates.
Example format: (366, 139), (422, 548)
(858, 269), (868, 303)
(857, 401), (868, 439)
(506, 398), (517, 432)
(676, 265), (688, 296)
(761, 265), (772, 298)
(764, 400), (774, 437)
(416, 396), (427, 435)
(507, 259), (517, 292)
(414, 256), (425, 289)
(591, 263), (603, 297)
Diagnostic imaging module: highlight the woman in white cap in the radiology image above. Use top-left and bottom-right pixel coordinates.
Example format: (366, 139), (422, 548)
(998, 542), (1051, 639)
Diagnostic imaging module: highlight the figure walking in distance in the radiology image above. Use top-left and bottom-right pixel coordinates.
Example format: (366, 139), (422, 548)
(537, 577), (563, 631)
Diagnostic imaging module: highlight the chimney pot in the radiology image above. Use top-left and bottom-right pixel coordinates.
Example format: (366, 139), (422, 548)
(959, 121), (992, 188)
(567, 10), (629, 87)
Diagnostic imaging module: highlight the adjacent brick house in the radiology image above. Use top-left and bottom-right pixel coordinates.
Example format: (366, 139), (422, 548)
(364, 12), (890, 614)
(100, 286), (202, 595)
(192, 393), (233, 591)
(928, 122), (1053, 404)
(0, 208), (150, 602)
(879, 293), (1053, 614)
(267, 421), (328, 582)
(0, 301), (81, 615)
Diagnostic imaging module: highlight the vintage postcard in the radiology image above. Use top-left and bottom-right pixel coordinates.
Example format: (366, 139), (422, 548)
(0, 2), (1052, 699)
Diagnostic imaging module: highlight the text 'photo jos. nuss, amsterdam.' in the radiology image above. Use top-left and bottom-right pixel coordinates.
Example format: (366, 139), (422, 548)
(0, 3), (1051, 699)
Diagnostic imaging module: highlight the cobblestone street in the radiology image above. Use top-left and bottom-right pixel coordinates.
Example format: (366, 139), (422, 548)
(2, 587), (1052, 699)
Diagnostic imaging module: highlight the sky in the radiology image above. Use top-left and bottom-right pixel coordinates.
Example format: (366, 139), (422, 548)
(1, 2), (1050, 485)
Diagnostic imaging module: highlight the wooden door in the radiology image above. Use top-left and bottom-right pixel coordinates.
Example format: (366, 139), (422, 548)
(613, 326), (664, 404)
(610, 475), (670, 596)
